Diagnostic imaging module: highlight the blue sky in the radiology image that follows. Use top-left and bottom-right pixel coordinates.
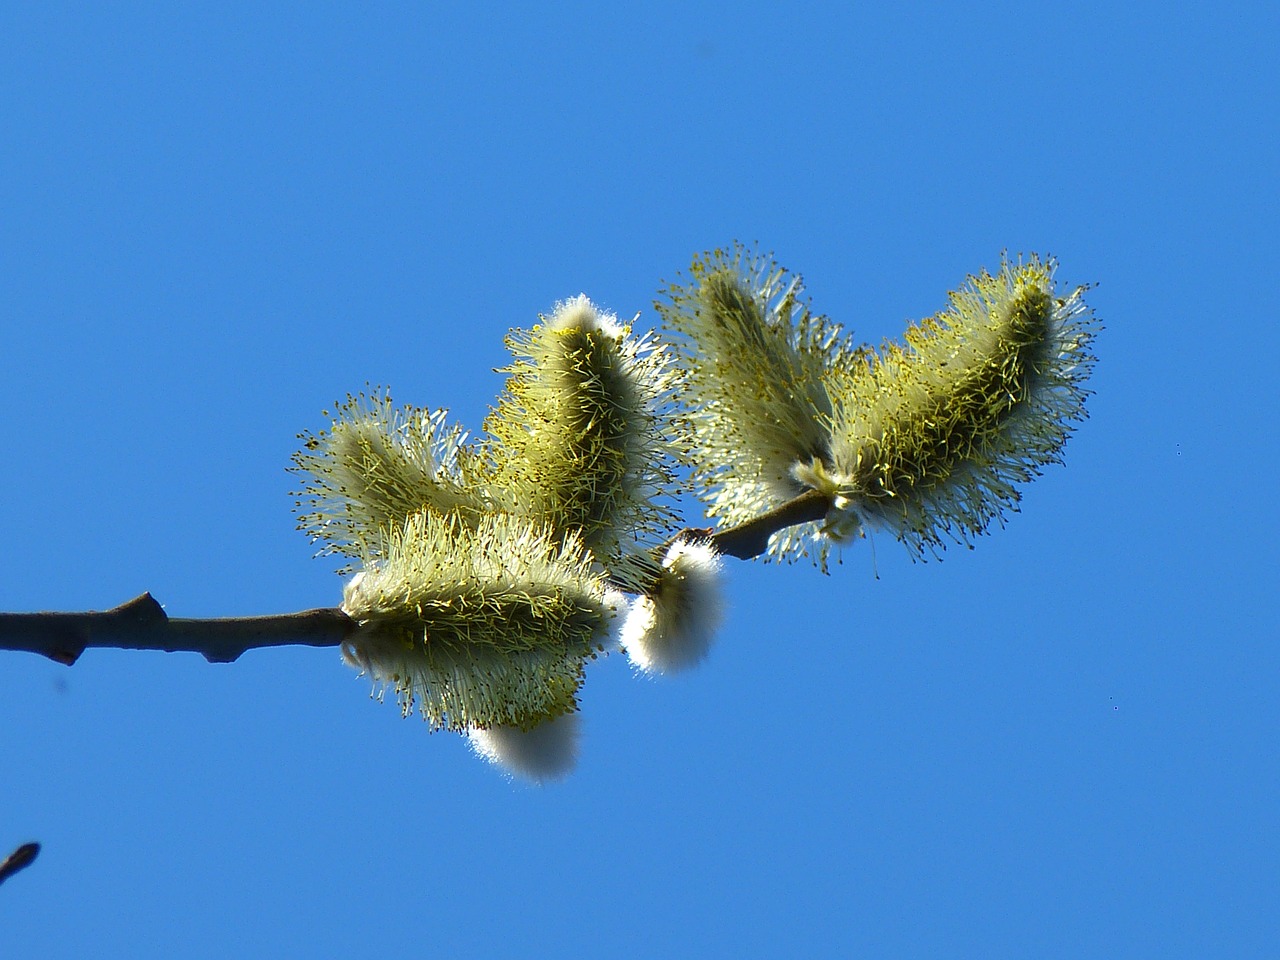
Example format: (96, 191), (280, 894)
(2, 3), (1277, 957)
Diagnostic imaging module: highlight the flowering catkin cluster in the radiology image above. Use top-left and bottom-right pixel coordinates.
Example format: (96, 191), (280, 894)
(658, 245), (1097, 565)
(294, 247), (1097, 779)
(293, 297), (716, 781)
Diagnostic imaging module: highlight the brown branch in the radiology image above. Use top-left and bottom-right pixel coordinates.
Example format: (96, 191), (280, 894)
(0, 843), (40, 887)
(700, 488), (830, 560)
(0, 492), (829, 665)
(0, 593), (356, 665)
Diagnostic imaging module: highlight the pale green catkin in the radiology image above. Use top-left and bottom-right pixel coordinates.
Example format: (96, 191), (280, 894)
(485, 297), (684, 585)
(657, 245), (859, 565)
(340, 509), (618, 731)
(291, 390), (493, 564)
(819, 255), (1097, 555)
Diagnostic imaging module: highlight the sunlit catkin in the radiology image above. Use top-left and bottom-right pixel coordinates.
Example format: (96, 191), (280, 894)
(813, 255), (1098, 554)
(340, 509), (623, 732)
(292, 390), (490, 563)
(657, 245), (859, 564)
(485, 295), (684, 587)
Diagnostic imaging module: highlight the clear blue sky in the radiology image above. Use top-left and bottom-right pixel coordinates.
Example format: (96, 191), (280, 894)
(3, 3), (1277, 957)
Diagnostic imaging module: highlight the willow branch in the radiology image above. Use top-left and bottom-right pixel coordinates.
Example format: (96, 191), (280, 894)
(0, 593), (357, 665)
(1, 492), (828, 665)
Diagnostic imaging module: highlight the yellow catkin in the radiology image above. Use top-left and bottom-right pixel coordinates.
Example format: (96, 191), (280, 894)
(824, 256), (1097, 554)
(485, 296), (684, 585)
(340, 509), (619, 731)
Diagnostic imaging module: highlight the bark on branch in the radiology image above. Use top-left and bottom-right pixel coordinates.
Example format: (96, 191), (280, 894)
(0, 593), (357, 665)
(0, 492), (831, 664)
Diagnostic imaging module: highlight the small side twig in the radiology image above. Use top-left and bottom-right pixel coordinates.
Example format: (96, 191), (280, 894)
(0, 843), (40, 887)
(704, 489), (830, 560)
